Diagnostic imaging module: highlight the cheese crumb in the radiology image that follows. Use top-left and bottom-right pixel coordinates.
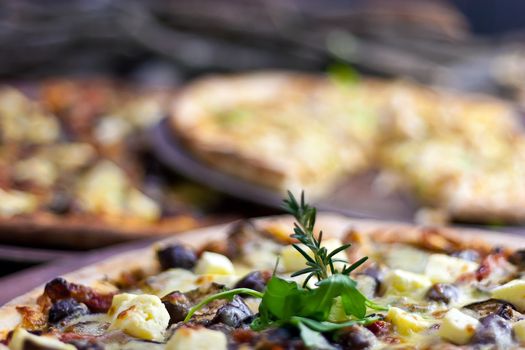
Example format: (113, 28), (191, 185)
(108, 293), (169, 341)
(9, 328), (75, 350)
(166, 326), (227, 350)
(438, 308), (479, 345)
(386, 307), (429, 335)
(491, 279), (525, 311)
(424, 254), (478, 283)
(195, 252), (235, 275)
(385, 269), (432, 296)
(513, 319), (525, 343)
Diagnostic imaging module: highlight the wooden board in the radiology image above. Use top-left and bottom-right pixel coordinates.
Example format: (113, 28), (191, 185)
(2, 213), (525, 334)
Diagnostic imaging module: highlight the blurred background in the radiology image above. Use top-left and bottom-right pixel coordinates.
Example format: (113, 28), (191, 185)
(1, 0), (525, 301)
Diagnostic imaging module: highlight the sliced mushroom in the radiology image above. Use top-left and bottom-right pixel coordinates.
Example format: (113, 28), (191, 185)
(463, 299), (522, 322)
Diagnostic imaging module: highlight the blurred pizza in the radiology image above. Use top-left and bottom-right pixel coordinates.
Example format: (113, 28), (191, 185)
(0, 79), (219, 246)
(171, 71), (525, 224)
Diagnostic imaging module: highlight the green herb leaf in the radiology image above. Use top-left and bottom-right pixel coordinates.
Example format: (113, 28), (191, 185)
(296, 321), (337, 350)
(184, 288), (263, 323)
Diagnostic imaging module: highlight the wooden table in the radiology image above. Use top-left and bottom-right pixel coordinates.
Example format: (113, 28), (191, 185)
(0, 239), (156, 305)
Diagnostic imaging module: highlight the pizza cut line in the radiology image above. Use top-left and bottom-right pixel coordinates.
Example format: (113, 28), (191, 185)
(2, 209), (525, 349)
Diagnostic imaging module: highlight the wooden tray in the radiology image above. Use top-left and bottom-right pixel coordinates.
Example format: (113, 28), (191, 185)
(150, 118), (525, 234)
(0, 214), (214, 250)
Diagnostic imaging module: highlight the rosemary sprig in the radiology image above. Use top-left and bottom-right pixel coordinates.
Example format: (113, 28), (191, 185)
(283, 191), (367, 286)
(183, 191), (388, 348)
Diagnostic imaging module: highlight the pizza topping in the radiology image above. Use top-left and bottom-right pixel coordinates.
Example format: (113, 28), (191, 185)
(385, 307), (429, 336)
(161, 292), (191, 325)
(165, 326), (227, 350)
(424, 254), (479, 284)
(233, 271), (271, 293)
(65, 338), (104, 350)
(452, 249), (481, 263)
(384, 269), (432, 297)
(48, 299), (89, 325)
(471, 314), (512, 348)
(210, 295), (253, 328)
(491, 279), (525, 311)
(425, 283), (459, 304)
(438, 308), (480, 345)
(156, 244), (197, 271)
(0, 189), (38, 217)
(463, 299), (521, 321)
(107, 293), (169, 342)
(194, 252), (235, 276)
(333, 325), (377, 350)
(43, 278), (114, 313)
(513, 319), (525, 344)
(9, 328), (75, 350)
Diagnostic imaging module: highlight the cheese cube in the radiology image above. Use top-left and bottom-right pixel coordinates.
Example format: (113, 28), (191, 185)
(385, 269), (432, 296)
(127, 188), (160, 222)
(513, 320), (525, 343)
(9, 328), (75, 350)
(194, 252), (235, 275)
(492, 279), (525, 311)
(108, 293), (170, 341)
(166, 326), (227, 350)
(438, 308), (479, 345)
(281, 239), (347, 272)
(386, 307), (429, 335)
(425, 254), (478, 283)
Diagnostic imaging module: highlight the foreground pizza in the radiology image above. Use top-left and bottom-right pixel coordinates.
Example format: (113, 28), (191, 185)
(171, 72), (525, 223)
(2, 210), (525, 349)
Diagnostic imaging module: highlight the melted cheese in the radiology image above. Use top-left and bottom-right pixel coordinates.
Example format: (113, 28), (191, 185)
(9, 328), (75, 350)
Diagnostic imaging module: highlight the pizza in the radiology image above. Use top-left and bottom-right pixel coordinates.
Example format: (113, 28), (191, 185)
(0, 78), (218, 246)
(170, 71), (525, 223)
(2, 195), (525, 349)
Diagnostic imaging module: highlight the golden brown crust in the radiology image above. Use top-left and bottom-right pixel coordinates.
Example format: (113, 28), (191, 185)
(1, 214), (524, 337)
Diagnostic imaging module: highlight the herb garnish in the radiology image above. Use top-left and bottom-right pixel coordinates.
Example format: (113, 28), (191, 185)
(184, 191), (387, 348)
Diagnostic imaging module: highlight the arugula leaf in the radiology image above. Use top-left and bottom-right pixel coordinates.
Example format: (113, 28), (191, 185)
(254, 274), (384, 328)
(185, 191), (388, 350)
(296, 322), (336, 350)
(291, 316), (380, 333)
(183, 288), (263, 323)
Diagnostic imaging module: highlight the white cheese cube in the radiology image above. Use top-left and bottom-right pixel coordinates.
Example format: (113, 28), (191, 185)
(108, 293), (170, 341)
(9, 328), (75, 350)
(0, 189), (37, 217)
(513, 319), (525, 343)
(127, 189), (160, 222)
(386, 307), (429, 335)
(281, 239), (347, 272)
(385, 269), (432, 296)
(195, 252), (235, 275)
(425, 254), (478, 283)
(438, 308), (479, 345)
(166, 326), (227, 350)
(492, 279), (525, 311)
